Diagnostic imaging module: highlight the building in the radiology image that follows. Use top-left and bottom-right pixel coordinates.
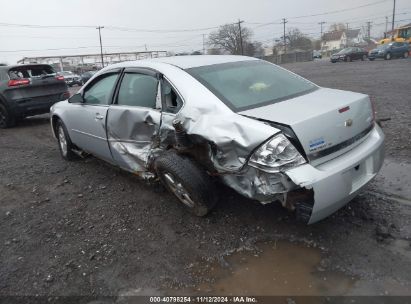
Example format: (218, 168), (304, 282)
(17, 51), (168, 72)
(345, 29), (366, 46)
(321, 29), (365, 51)
(321, 30), (347, 51)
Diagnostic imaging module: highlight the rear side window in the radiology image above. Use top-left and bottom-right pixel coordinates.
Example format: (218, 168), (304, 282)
(8, 65), (55, 79)
(162, 79), (183, 114)
(117, 73), (159, 108)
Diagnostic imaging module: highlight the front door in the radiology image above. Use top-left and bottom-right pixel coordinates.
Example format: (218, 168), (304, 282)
(106, 68), (162, 173)
(68, 71), (120, 163)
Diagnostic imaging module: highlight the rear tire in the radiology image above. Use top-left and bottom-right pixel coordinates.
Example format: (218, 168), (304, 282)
(361, 55), (367, 61)
(155, 151), (217, 216)
(404, 52), (409, 58)
(0, 103), (16, 129)
(56, 119), (78, 161)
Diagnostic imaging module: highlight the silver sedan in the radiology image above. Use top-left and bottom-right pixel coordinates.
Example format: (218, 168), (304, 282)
(50, 55), (384, 224)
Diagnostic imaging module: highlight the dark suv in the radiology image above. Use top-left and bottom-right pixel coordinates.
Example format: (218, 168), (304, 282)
(0, 64), (69, 128)
(368, 42), (410, 60)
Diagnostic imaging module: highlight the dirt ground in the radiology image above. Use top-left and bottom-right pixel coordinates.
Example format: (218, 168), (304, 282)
(0, 58), (410, 301)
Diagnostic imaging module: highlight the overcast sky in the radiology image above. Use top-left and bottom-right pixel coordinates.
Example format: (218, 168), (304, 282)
(0, 0), (410, 64)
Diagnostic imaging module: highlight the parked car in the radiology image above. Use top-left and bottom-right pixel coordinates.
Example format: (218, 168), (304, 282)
(313, 50), (322, 59)
(330, 47), (368, 62)
(0, 64), (69, 128)
(57, 71), (82, 87)
(80, 71), (97, 84)
(368, 42), (410, 60)
(50, 56), (384, 224)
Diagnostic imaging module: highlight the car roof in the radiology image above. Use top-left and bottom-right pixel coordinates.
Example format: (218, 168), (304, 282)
(147, 55), (258, 69)
(0, 63), (52, 71)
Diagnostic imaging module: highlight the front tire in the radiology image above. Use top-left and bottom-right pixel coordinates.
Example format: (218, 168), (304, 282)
(385, 53), (392, 60)
(369, 58), (375, 61)
(155, 151), (217, 216)
(361, 55), (367, 61)
(56, 120), (78, 161)
(346, 56), (352, 62)
(0, 103), (16, 129)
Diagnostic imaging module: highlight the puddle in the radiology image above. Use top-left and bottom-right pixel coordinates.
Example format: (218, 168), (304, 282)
(177, 241), (356, 296)
(169, 241), (411, 296)
(372, 159), (411, 203)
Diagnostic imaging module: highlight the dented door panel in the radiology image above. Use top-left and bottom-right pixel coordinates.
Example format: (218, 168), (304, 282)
(107, 106), (161, 173)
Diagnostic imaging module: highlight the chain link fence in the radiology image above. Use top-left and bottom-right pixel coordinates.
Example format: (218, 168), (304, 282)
(263, 50), (313, 64)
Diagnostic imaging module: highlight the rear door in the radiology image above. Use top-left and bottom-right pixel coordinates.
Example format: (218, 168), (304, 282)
(67, 70), (120, 163)
(106, 68), (162, 173)
(392, 42), (404, 57)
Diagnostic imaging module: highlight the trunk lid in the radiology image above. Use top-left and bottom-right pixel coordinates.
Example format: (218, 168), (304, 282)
(240, 87), (374, 166)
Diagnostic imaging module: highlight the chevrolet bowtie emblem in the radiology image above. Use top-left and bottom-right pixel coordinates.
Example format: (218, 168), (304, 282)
(345, 119), (353, 127)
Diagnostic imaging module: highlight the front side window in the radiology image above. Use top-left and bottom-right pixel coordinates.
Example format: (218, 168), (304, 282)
(83, 73), (118, 105)
(117, 73), (158, 108)
(186, 60), (317, 112)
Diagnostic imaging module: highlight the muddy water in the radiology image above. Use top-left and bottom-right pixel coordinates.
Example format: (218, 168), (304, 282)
(188, 241), (356, 296)
(373, 159), (411, 203)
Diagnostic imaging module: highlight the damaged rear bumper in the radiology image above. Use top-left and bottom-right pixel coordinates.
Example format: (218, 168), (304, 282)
(286, 124), (384, 224)
(223, 125), (384, 224)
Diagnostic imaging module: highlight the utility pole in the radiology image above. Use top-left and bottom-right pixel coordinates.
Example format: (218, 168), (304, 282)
(346, 23), (349, 30)
(145, 44), (148, 51)
(391, 0), (396, 32)
(202, 34), (206, 54)
(318, 21), (326, 50)
(366, 21), (372, 40)
(238, 19), (244, 55)
(96, 26), (104, 68)
(282, 18), (288, 53)
(385, 16), (389, 36)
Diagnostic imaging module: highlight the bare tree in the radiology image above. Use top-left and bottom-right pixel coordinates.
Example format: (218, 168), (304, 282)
(208, 23), (253, 55)
(329, 23), (346, 31)
(245, 41), (264, 57)
(287, 28), (312, 50)
(207, 48), (222, 55)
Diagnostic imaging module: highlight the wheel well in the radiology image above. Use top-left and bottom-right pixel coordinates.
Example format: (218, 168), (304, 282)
(51, 115), (61, 138)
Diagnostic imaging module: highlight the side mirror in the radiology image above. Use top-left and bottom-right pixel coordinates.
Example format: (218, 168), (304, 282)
(68, 93), (84, 103)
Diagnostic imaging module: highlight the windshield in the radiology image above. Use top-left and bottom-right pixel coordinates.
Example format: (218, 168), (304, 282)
(186, 60), (317, 112)
(60, 71), (73, 76)
(337, 48), (351, 54)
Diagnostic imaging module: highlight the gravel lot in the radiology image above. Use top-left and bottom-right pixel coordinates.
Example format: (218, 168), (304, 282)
(0, 58), (410, 300)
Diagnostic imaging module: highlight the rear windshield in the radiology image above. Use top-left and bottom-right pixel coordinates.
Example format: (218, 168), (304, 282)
(186, 60), (317, 112)
(8, 65), (55, 79)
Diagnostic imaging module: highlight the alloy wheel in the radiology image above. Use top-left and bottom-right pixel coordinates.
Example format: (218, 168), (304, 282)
(58, 126), (68, 156)
(163, 172), (196, 208)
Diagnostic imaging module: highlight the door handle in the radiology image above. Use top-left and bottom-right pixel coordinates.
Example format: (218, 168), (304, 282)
(95, 113), (104, 120)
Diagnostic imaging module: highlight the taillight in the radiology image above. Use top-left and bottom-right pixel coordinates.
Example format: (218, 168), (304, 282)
(56, 75), (65, 81)
(8, 78), (30, 87)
